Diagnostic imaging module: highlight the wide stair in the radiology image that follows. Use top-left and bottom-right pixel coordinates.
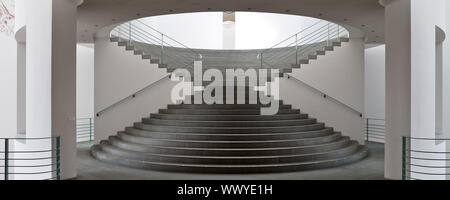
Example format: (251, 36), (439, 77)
(91, 91), (368, 173)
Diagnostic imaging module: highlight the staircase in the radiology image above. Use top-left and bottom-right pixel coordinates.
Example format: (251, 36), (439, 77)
(91, 87), (368, 173)
(91, 20), (368, 173)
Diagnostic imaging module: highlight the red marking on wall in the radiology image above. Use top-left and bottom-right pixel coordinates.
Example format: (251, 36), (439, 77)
(0, 0), (15, 35)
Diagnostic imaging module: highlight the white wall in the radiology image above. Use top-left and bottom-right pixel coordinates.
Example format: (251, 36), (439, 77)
(364, 45), (385, 120)
(94, 38), (178, 143)
(77, 44), (95, 119)
(0, 0), (17, 138)
(281, 38), (365, 144)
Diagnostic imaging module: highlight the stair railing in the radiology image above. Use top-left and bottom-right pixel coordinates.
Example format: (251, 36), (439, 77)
(110, 19), (202, 68)
(402, 136), (450, 180)
(258, 20), (349, 69)
(0, 136), (61, 180)
(286, 74), (362, 118)
(96, 74), (171, 117)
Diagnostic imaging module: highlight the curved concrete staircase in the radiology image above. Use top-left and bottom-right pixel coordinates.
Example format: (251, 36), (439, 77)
(91, 93), (368, 173)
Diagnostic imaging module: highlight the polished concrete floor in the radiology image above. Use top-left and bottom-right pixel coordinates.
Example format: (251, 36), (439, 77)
(76, 141), (385, 180)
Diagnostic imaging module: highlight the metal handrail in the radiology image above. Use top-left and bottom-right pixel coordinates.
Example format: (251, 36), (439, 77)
(286, 74), (362, 117)
(1, 136), (61, 180)
(402, 136), (450, 180)
(260, 20), (348, 67)
(96, 74), (171, 117)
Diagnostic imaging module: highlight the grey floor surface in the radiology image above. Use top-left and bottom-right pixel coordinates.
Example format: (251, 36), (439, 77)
(76, 141), (385, 180)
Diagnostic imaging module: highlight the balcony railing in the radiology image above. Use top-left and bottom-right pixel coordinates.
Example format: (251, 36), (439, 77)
(76, 118), (94, 142)
(0, 137), (61, 180)
(365, 118), (385, 143)
(402, 136), (450, 180)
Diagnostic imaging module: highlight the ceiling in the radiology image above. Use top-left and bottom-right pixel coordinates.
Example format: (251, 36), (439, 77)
(77, 0), (385, 44)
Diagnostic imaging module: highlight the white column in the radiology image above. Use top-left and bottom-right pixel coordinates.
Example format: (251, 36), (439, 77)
(384, 0), (412, 180)
(384, 0), (446, 180)
(26, 0), (78, 179)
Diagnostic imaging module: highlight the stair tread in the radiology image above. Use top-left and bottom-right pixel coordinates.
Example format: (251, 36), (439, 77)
(97, 141), (360, 159)
(135, 122), (325, 130)
(124, 127), (334, 137)
(92, 144), (368, 167)
(117, 131), (340, 143)
(107, 136), (349, 151)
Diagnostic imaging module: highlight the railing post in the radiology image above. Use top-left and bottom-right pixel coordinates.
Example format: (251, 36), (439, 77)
(89, 118), (93, 142)
(4, 139), (8, 180)
(128, 21), (132, 46)
(295, 34), (298, 65)
(56, 136), (61, 180)
(366, 118), (369, 142)
(327, 22), (330, 46)
(337, 25), (340, 39)
(260, 53), (263, 68)
(161, 34), (164, 64)
(402, 136), (406, 180)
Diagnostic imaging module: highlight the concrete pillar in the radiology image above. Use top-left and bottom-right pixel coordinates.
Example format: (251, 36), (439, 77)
(384, 0), (447, 179)
(26, 0), (78, 179)
(384, 0), (412, 180)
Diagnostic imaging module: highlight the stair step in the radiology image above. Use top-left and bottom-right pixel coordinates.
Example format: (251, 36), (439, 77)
(149, 113), (308, 121)
(107, 136), (351, 155)
(142, 54), (151, 59)
(110, 37), (120, 42)
(299, 59), (309, 64)
(340, 37), (350, 42)
(150, 59), (160, 64)
(117, 131), (341, 148)
(124, 127), (334, 141)
(316, 50), (326, 55)
(324, 46), (334, 51)
(167, 104), (291, 110)
(97, 141), (360, 165)
(133, 122), (326, 134)
(142, 118), (317, 127)
(332, 42), (341, 47)
(158, 108), (300, 115)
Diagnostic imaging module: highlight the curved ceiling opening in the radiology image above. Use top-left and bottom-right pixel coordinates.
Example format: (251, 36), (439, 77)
(110, 12), (349, 50)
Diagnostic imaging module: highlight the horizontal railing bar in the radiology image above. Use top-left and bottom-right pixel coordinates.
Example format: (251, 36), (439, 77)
(407, 150), (450, 154)
(0, 156), (56, 161)
(262, 20), (324, 51)
(405, 137), (450, 141)
(2, 170), (57, 175)
(408, 157), (450, 161)
(408, 170), (450, 176)
(4, 163), (57, 168)
(408, 164), (450, 169)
